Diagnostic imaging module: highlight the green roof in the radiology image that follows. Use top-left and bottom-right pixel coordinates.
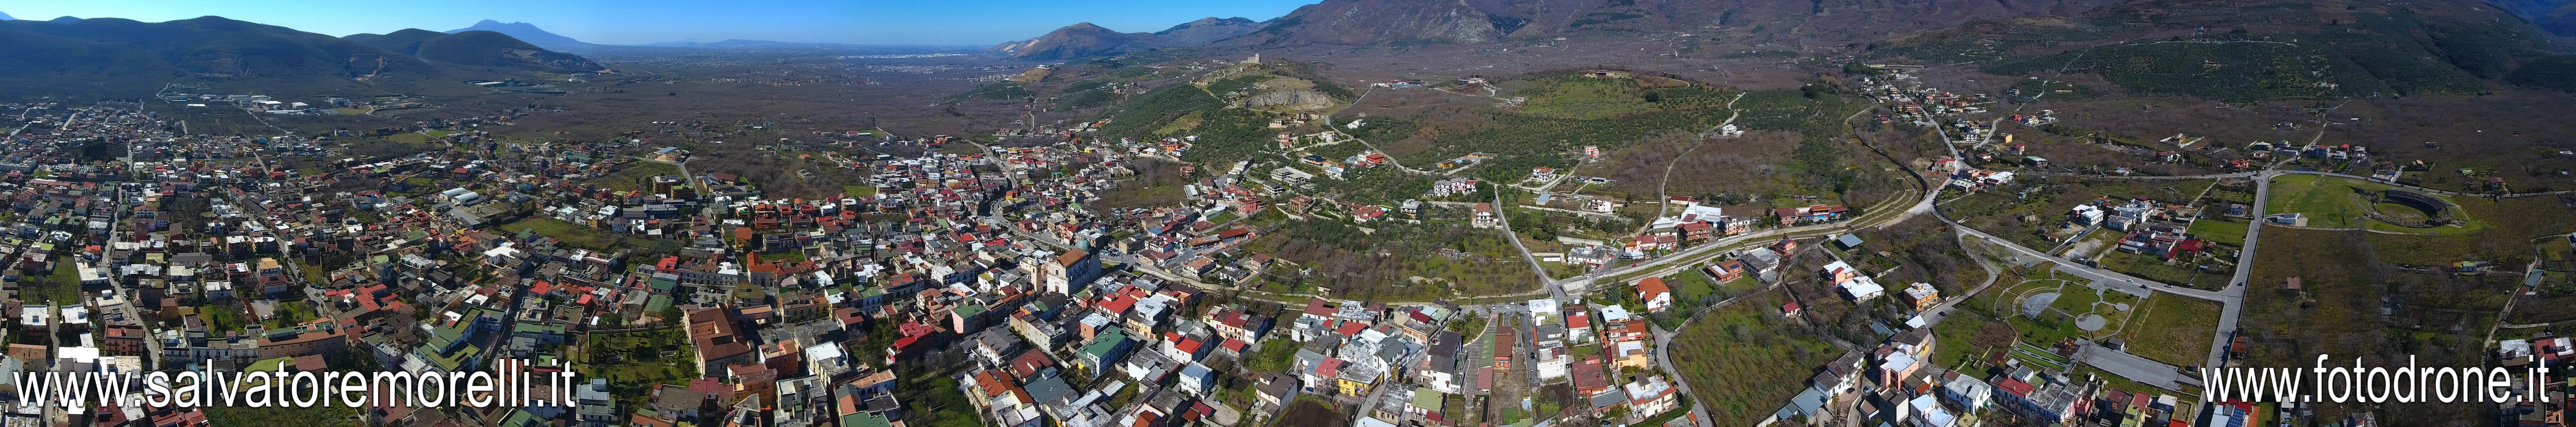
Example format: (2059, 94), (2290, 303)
(644, 294), (673, 313)
(1413, 387), (1444, 408)
(514, 322), (567, 334)
(840, 412), (894, 427)
(951, 304), (988, 319)
(248, 357), (292, 372)
(1082, 329), (1130, 360)
(416, 342), (484, 371)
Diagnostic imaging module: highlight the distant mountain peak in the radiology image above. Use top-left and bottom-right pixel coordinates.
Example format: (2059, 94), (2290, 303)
(444, 19), (590, 49)
(993, 17), (1265, 60)
(48, 16), (81, 23)
(345, 28), (605, 73)
(0, 11), (16, 21)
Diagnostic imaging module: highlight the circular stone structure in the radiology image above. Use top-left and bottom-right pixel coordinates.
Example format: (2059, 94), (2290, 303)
(2363, 188), (2457, 228)
(2111, 302), (2131, 311)
(2075, 314), (2108, 331)
(2022, 292), (2060, 318)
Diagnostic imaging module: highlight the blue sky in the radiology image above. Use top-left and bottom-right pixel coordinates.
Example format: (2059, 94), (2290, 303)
(0, 0), (1314, 45)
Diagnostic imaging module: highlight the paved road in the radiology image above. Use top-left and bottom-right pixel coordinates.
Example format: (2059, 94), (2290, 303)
(2080, 343), (2198, 389)
(1914, 96), (2248, 374)
(1909, 227), (2011, 328)
(1648, 321), (1717, 427)
(1486, 183), (1564, 302)
(2021, 172), (2257, 180)
(2204, 172), (2271, 369)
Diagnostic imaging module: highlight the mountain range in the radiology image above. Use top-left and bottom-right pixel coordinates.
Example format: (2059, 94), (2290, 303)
(444, 19), (601, 51)
(0, 11), (14, 21)
(1002, 0), (2576, 52)
(990, 17), (1265, 60)
(0, 15), (601, 99)
(2493, 0), (2576, 37)
(344, 28), (606, 74)
(984, 0), (2575, 96)
(998, 0), (2134, 53)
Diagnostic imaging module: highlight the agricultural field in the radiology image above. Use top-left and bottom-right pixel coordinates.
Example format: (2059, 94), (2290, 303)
(1985, 39), (2396, 101)
(2239, 225), (2516, 424)
(1666, 289), (1843, 426)
(2121, 294), (2221, 366)
(1867, 17), (2123, 64)
(1240, 211), (1540, 301)
(1497, 71), (1737, 120)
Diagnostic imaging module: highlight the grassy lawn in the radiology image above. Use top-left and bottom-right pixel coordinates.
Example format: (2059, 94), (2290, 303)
(842, 185), (880, 197)
(26, 262), (84, 304)
(1668, 270), (1719, 307)
(2123, 294), (2221, 367)
(382, 133), (429, 144)
(2094, 250), (2214, 288)
(2262, 174), (2385, 228)
(496, 217), (624, 250)
(584, 161), (683, 192)
(1668, 290), (1840, 426)
(571, 327), (699, 406)
(2186, 218), (2249, 246)
(1930, 311), (2015, 368)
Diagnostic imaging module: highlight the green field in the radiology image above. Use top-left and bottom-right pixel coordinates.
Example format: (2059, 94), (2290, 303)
(1667, 270), (1720, 307)
(1502, 73), (1737, 120)
(2095, 250), (2216, 288)
(584, 161), (683, 192)
(26, 261), (85, 304)
(1668, 290), (1841, 426)
(2262, 174), (2385, 228)
(2185, 218), (2249, 246)
(1930, 311), (2014, 368)
(497, 217), (625, 250)
(2123, 294), (2222, 366)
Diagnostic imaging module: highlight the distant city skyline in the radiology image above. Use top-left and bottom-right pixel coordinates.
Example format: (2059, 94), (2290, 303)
(0, 0), (1315, 45)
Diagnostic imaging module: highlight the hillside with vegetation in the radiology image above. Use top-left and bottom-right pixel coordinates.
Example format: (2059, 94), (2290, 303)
(1867, 0), (2572, 99)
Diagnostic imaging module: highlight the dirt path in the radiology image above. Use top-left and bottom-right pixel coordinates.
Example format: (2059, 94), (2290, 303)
(1648, 93), (1750, 222)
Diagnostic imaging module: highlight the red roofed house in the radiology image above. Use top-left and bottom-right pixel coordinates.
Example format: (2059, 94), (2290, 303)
(1635, 278), (1673, 313)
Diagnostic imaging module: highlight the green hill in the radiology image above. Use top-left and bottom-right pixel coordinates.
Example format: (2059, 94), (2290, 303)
(345, 29), (604, 73)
